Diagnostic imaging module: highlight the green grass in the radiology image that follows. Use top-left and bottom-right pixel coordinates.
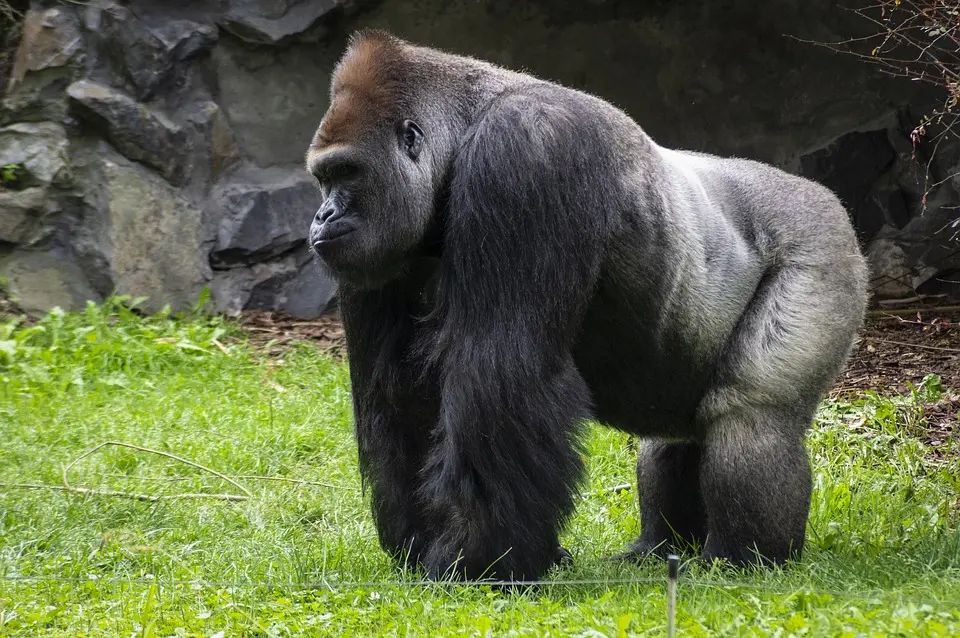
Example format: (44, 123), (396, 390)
(0, 297), (958, 636)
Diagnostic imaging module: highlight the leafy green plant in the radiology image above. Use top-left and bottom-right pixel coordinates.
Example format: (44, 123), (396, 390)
(0, 162), (26, 189)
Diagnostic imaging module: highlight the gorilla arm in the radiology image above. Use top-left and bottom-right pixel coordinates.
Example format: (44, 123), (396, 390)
(338, 277), (441, 567)
(417, 89), (613, 581)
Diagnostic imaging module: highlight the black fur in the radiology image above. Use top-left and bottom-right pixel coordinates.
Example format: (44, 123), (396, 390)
(305, 30), (869, 582)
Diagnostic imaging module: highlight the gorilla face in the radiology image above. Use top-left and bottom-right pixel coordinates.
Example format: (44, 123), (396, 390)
(307, 114), (434, 289)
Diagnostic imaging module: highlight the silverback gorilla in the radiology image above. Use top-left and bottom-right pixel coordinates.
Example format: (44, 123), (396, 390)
(305, 29), (869, 582)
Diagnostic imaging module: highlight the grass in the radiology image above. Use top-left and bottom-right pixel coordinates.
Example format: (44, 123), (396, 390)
(0, 296), (958, 636)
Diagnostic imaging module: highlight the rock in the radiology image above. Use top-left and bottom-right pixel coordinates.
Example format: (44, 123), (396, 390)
(66, 80), (190, 185)
(800, 128), (897, 242)
(191, 101), (242, 182)
(864, 238), (912, 299)
(0, 188), (51, 245)
(103, 155), (211, 313)
(275, 251), (339, 318)
(99, 4), (218, 101)
(6, 7), (83, 92)
(211, 245), (337, 318)
(0, 122), (69, 245)
(0, 122), (70, 187)
(0, 248), (100, 314)
(210, 168), (319, 266)
(210, 39), (333, 166)
(220, 0), (342, 44)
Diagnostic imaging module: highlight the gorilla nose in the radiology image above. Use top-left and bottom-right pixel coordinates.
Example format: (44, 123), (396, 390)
(315, 200), (341, 225)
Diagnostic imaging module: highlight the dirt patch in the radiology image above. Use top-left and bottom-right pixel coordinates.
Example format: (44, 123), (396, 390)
(836, 308), (960, 396)
(233, 310), (347, 360)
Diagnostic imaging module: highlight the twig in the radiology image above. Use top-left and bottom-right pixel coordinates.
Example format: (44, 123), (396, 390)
(93, 473), (346, 490)
(63, 441), (253, 498)
(866, 337), (960, 353)
(0, 483), (247, 502)
(868, 305), (960, 318)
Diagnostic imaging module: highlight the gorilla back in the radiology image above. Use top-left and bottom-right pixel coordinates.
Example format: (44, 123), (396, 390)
(305, 29), (869, 581)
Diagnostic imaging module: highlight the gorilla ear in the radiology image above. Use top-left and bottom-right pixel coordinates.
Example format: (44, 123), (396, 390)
(400, 119), (424, 160)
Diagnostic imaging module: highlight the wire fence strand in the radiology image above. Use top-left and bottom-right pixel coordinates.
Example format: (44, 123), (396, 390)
(2, 573), (959, 608)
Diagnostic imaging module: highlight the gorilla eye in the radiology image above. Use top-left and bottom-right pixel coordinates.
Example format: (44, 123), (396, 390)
(400, 119), (424, 160)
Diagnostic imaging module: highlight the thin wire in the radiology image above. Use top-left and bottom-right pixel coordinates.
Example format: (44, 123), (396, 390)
(2, 573), (959, 607)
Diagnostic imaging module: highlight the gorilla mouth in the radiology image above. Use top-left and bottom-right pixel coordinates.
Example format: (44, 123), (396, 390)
(311, 220), (357, 252)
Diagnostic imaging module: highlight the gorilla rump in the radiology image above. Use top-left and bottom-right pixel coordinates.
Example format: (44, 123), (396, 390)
(305, 29), (869, 582)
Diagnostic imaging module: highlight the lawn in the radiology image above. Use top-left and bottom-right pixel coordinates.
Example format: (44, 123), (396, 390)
(1, 297), (958, 636)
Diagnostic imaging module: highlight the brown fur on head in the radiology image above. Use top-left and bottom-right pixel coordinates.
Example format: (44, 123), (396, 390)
(309, 29), (410, 153)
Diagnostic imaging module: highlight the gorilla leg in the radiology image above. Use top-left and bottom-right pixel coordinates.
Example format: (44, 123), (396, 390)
(699, 411), (811, 566)
(694, 260), (862, 566)
(613, 440), (707, 561)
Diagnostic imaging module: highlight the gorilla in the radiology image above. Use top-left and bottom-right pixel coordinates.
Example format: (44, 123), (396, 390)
(305, 29), (869, 582)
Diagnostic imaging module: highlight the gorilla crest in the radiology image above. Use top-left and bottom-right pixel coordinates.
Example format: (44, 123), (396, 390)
(305, 29), (869, 582)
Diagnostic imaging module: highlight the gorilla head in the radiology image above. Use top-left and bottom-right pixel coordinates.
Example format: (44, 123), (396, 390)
(306, 32), (445, 288)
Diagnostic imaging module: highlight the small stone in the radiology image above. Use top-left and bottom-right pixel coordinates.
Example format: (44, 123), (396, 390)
(0, 122), (70, 187)
(0, 188), (51, 245)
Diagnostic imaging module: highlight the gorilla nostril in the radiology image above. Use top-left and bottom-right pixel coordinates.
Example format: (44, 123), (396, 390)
(316, 201), (340, 224)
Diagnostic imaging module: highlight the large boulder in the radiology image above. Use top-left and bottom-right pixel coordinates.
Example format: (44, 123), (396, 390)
(102, 154), (211, 313)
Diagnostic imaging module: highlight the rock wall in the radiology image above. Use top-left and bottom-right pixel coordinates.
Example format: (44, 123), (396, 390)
(1, 0), (957, 316)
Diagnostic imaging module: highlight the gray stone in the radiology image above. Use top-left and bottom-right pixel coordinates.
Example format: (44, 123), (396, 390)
(210, 168), (319, 266)
(102, 155), (211, 313)
(220, 0), (342, 45)
(864, 238), (912, 299)
(247, 245), (336, 318)
(190, 101), (242, 183)
(99, 4), (218, 101)
(66, 80), (190, 185)
(276, 251), (338, 318)
(210, 39), (333, 166)
(0, 188), (52, 245)
(212, 245), (336, 318)
(5, 7), (83, 93)
(0, 122), (69, 245)
(0, 121), (70, 187)
(0, 248), (100, 314)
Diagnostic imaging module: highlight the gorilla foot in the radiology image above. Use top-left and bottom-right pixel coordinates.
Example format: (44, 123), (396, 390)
(607, 538), (672, 564)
